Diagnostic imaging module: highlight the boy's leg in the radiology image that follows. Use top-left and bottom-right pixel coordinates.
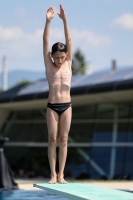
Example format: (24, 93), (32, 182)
(58, 107), (72, 183)
(46, 108), (59, 183)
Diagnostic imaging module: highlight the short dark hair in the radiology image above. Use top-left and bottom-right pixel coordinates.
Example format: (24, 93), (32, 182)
(51, 42), (67, 54)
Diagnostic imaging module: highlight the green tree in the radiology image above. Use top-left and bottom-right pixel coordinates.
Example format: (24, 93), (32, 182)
(0, 88), (3, 93)
(16, 79), (30, 85)
(72, 48), (88, 75)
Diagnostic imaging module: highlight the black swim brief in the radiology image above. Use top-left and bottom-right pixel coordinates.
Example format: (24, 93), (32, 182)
(47, 102), (72, 116)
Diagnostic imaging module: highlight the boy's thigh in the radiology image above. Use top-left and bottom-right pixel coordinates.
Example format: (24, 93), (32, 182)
(59, 107), (72, 134)
(46, 108), (59, 135)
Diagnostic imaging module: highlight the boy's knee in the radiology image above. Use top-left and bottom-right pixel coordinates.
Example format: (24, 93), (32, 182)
(49, 137), (57, 145)
(59, 136), (68, 145)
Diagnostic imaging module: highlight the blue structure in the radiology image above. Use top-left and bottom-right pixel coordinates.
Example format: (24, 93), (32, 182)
(0, 67), (133, 180)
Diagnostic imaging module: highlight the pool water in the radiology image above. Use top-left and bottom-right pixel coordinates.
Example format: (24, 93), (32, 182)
(0, 190), (68, 200)
(0, 189), (132, 200)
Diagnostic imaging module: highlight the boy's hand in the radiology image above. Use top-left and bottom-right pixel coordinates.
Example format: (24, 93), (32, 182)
(46, 7), (54, 21)
(57, 4), (66, 20)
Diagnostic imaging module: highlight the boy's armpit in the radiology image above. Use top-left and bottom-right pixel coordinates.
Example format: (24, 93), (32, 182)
(44, 52), (53, 68)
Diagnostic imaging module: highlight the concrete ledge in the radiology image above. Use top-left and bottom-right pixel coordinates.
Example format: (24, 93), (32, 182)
(16, 179), (133, 191)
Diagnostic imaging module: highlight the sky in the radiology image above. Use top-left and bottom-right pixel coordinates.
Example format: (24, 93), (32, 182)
(0, 0), (133, 74)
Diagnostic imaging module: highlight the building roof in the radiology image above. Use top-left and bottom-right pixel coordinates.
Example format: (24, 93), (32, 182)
(0, 67), (133, 103)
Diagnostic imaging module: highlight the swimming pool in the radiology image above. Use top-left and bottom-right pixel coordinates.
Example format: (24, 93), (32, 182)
(0, 190), (68, 200)
(0, 189), (133, 200)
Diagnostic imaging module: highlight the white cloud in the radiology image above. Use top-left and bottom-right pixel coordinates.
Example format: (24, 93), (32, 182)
(0, 24), (112, 71)
(50, 28), (112, 48)
(0, 24), (112, 52)
(71, 29), (112, 48)
(111, 13), (133, 31)
(0, 25), (42, 58)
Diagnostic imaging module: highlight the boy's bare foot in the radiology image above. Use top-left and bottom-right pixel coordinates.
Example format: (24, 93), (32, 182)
(48, 175), (57, 184)
(57, 174), (68, 184)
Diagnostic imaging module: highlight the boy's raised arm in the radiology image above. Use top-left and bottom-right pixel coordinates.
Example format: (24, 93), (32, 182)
(58, 5), (72, 62)
(43, 7), (54, 67)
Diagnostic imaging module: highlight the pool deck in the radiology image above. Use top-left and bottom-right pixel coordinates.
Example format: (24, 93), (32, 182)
(16, 179), (133, 192)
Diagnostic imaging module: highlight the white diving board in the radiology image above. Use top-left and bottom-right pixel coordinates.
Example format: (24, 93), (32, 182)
(33, 183), (133, 200)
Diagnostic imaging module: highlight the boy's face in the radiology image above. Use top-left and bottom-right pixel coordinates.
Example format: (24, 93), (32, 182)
(52, 51), (68, 67)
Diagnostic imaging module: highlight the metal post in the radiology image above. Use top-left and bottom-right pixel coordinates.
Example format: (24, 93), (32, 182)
(2, 56), (8, 91)
(109, 105), (118, 179)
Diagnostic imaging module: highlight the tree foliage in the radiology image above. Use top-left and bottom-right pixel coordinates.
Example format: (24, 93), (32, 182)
(16, 79), (30, 85)
(72, 48), (88, 75)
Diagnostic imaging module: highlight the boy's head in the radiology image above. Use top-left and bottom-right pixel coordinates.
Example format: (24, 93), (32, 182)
(52, 42), (67, 54)
(51, 42), (68, 67)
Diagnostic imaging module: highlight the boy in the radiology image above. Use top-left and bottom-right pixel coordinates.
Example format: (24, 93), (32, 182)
(43, 5), (72, 184)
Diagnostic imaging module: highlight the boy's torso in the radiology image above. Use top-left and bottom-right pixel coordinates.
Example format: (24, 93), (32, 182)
(46, 61), (72, 103)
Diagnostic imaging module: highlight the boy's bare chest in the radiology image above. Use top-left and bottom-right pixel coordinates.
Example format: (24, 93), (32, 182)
(47, 67), (71, 83)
